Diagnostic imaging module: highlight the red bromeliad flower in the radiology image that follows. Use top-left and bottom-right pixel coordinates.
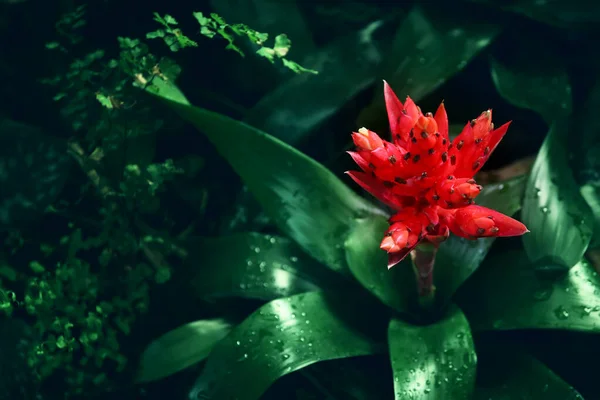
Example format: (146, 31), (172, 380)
(347, 81), (528, 270)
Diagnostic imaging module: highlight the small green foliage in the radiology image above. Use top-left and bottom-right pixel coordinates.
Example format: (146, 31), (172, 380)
(120, 159), (184, 213)
(147, 13), (198, 52)
(191, 11), (317, 74)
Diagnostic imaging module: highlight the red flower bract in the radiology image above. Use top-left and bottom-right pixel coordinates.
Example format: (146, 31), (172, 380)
(347, 81), (528, 269)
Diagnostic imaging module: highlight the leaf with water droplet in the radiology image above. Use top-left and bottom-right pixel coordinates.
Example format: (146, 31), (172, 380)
(186, 233), (323, 301)
(344, 215), (418, 314)
(188, 292), (386, 399)
(358, 3), (500, 131)
(0, 119), (72, 229)
(474, 340), (583, 399)
(136, 319), (232, 383)
(490, 31), (572, 124)
(435, 175), (527, 306)
(457, 250), (600, 332)
(150, 93), (383, 275)
(388, 306), (477, 400)
(522, 120), (593, 269)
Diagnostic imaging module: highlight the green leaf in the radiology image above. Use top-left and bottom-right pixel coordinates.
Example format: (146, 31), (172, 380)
(187, 233), (321, 300)
(273, 34), (291, 58)
(434, 176), (527, 304)
(146, 76), (190, 105)
(281, 58), (318, 75)
(306, 356), (393, 399)
(388, 306), (477, 399)
(192, 11), (210, 26)
(474, 342), (583, 399)
(0, 119), (72, 229)
(577, 80), (600, 248)
(209, 0), (315, 58)
(383, 4), (500, 104)
(522, 121), (593, 268)
(344, 215), (417, 314)
(188, 292), (385, 399)
(581, 184), (600, 248)
(245, 19), (391, 144)
(490, 34), (571, 124)
(136, 319), (231, 383)
(457, 250), (600, 332)
(150, 94), (380, 274)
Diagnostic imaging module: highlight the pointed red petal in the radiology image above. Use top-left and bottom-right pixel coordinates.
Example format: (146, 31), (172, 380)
(487, 121), (511, 156)
(403, 96), (420, 121)
(388, 247), (414, 269)
(347, 151), (370, 172)
(345, 171), (402, 209)
(384, 80), (404, 137)
(434, 102), (448, 139)
(452, 205), (528, 238)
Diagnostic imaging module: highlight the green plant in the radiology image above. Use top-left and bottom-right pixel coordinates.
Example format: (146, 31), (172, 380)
(135, 3), (600, 399)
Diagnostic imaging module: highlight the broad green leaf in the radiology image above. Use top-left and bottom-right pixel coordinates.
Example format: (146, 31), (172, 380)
(522, 121), (593, 268)
(306, 356), (393, 399)
(434, 176), (527, 304)
(457, 250), (600, 332)
(468, 0), (600, 29)
(581, 184), (600, 248)
(577, 77), (600, 182)
(246, 19), (391, 144)
(187, 233), (320, 300)
(490, 33), (571, 124)
(577, 80), (600, 248)
(388, 306), (477, 399)
(136, 319), (232, 383)
(188, 292), (385, 400)
(344, 215), (417, 314)
(146, 76), (190, 105)
(474, 342), (583, 399)
(365, 4), (499, 120)
(0, 119), (71, 229)
(152, 94), (381, 274)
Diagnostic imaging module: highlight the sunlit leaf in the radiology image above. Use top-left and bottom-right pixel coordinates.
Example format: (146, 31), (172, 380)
(0, 119), (71, 229)
(522, 121), (593, 268)
(388, 306), (477, 399)
(474, 341), (583, 399)
(150, 93), (381, 274)
(490, 33), (571, 124)
(344, 215), (417, 314)
(187, 233), (321, 300)
(434, 176), (527, 304)
(136, 319), (232, 383)
(457, 250), (600, 332)
(359, 4), (500, 130)
(246, 19), (391, 144)
(188, 292), (385, 400)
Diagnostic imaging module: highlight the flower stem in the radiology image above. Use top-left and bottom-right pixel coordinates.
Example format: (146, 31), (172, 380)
(410, 243), (437, 309)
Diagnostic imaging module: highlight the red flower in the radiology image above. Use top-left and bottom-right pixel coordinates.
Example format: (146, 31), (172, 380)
(347, 81), (528, 269)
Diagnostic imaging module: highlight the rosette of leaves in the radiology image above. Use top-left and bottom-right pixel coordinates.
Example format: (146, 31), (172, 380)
(136, 9), (600, 396)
